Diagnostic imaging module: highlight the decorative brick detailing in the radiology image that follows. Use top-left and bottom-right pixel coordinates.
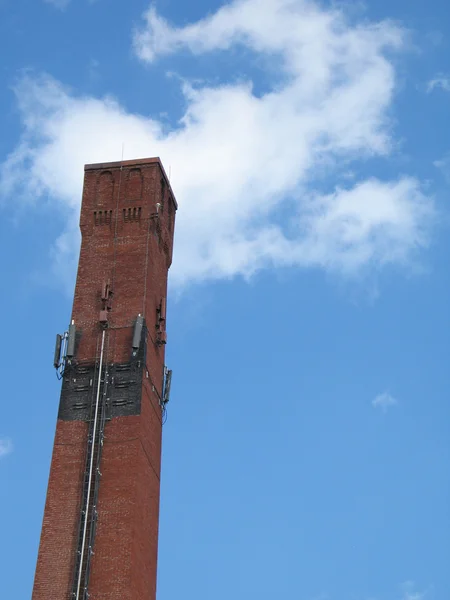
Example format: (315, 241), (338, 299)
(94, 209), (113, 226)
(123, 206), (142, 222)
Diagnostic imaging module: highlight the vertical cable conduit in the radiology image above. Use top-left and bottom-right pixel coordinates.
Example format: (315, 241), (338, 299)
(73, 329), (106, 600)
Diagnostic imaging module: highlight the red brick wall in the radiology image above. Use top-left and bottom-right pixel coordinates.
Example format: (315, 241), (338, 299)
(32, 158), (176, 600)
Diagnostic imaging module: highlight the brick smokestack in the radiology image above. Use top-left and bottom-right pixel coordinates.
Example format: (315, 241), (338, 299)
(32, 158), (177, 600)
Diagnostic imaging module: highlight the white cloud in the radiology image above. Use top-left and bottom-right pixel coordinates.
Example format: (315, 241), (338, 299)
(427, 74), (450, 93)
(0, 438), (13, 458)
(134, 0), (403, 69)
(372, 391), (398, 412)
(1, 0), (435, 289)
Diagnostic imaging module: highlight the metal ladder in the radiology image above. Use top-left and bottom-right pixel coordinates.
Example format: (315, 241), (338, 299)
(72, 331), (109, 600)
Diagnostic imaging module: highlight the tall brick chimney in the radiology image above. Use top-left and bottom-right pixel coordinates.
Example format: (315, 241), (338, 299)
(32, 158), (177, 600)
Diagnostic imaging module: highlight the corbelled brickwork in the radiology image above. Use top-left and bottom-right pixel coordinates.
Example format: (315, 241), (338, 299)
(32, 158), (177, 600)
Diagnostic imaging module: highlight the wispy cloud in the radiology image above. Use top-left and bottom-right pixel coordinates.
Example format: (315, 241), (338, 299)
(403, 592), (425, 600)
(427, 74), (450, 93)
(1, 0), (435, 290)
(88, 58), (100, 81)
(401, 580), (428, 600)
(0, 438), (13, 458)
(372, 391), (398, 412)
(434, 153), (450, 182)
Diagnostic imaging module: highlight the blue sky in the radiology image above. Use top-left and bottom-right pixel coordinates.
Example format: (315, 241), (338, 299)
(0, 0), (449, 599)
